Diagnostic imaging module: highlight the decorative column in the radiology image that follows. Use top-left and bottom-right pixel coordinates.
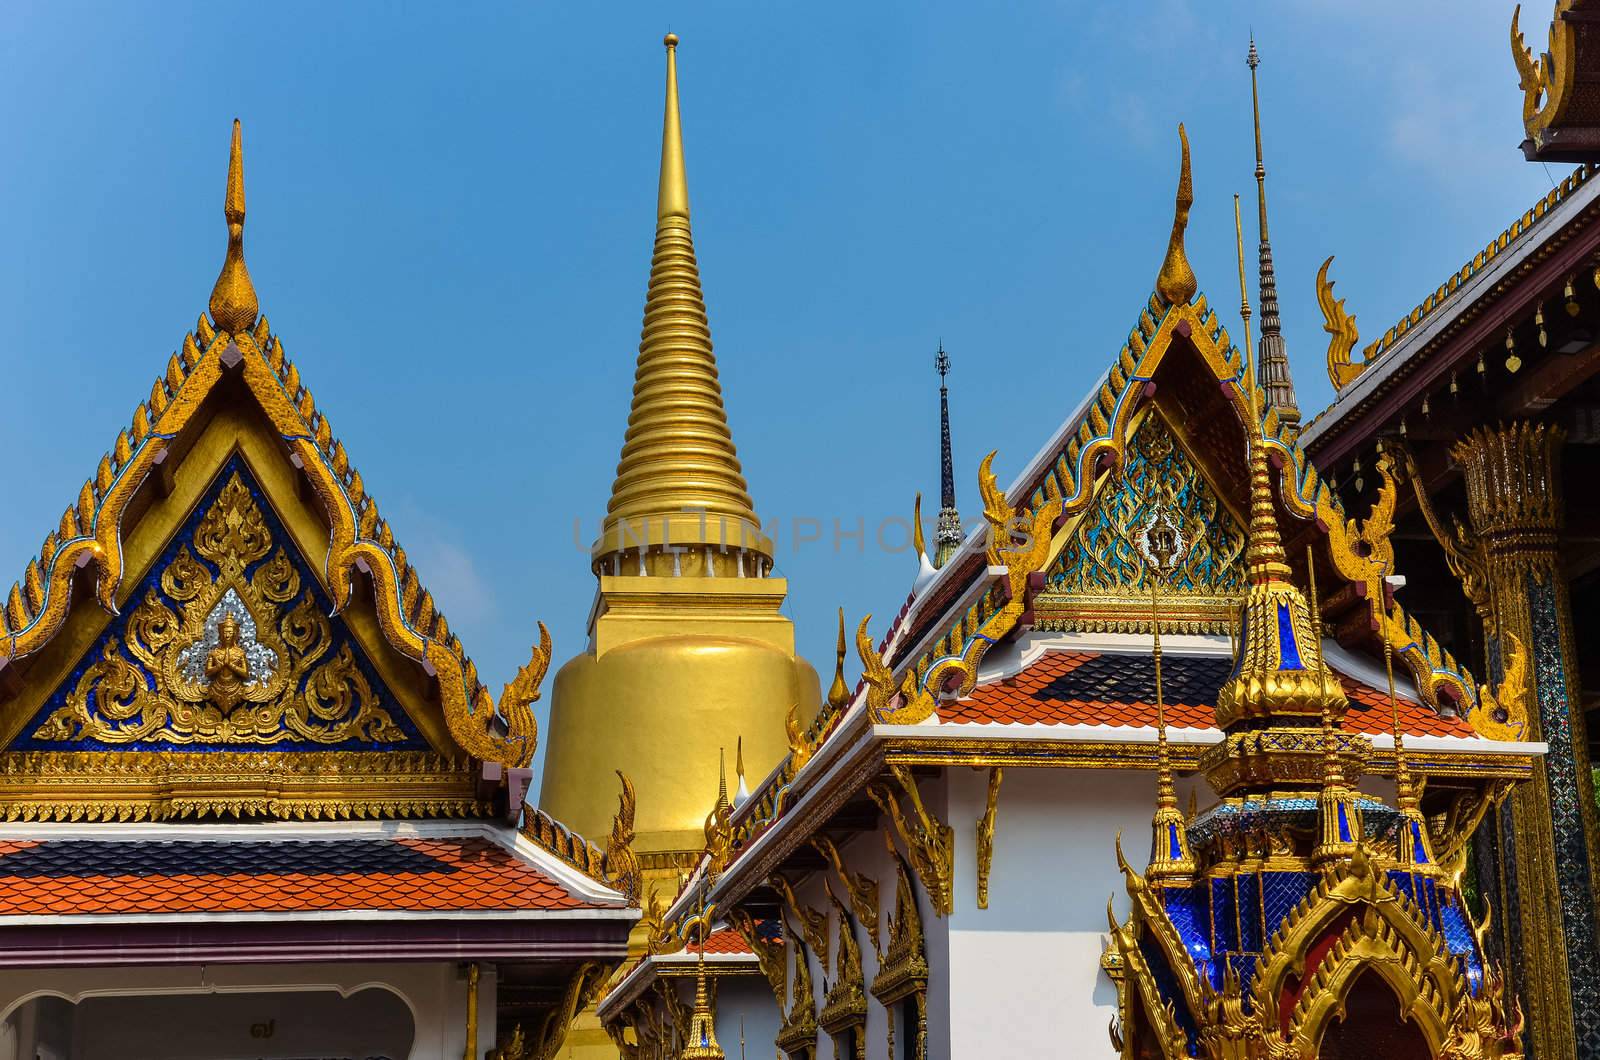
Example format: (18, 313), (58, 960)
(1455, 421), (1600, 1058)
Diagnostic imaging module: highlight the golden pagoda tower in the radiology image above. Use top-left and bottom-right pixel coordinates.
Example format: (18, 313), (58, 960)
(539, 31), (820, 881)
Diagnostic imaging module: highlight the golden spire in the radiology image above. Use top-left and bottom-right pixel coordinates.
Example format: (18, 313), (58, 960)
(682, 899), (726, 1059)
(1212, 195), (1346, 745)
(208, 119), (259, 335)
(717, 745), (729, 812)
(593, 34), (771, 575)
(1143, 536), (1192, 881)
(1155, 124), (1197, 307)
(1380, 568), (1434, 870)
(1310, 544), (1362, 865)
(828, 607), (850, 709)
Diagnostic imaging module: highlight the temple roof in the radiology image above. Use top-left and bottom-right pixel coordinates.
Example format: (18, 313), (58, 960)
(946, 640), (1473, 739)
(598, 919), (768, 1025)
(0, 821), (627, 923)
(648, 129), (1543, 937)
(1302, 163), (1596, 450)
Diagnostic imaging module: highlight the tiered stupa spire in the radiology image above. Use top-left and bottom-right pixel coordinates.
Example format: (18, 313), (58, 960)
(934, 344), (962, 567)
(1247, 38), (1301, 433)
(593, 33), (773, 578)
(208, 119), (259, 335)
(683, 895), (726, 1059)
(1207, 194), (1347, 793)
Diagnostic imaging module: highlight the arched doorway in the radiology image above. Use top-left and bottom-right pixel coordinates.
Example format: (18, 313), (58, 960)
(2, 986), (414, 1060)
(1317, 971), (1433, 1059)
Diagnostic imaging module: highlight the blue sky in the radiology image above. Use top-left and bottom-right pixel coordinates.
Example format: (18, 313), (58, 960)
(0, 2), (1559, 781)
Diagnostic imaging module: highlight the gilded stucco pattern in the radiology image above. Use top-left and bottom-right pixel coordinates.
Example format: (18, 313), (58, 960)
(21, 460), (419, 753)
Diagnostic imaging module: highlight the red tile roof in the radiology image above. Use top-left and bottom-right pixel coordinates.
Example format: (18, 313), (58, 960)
(0, 834), (609, 917)
(944, 650), (1474, 738)
(690, 927), (756, 955)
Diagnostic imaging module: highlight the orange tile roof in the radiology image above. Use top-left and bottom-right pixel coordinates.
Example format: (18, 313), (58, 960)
(945, 650), (1474, 739)
(0, 835), (606, 917)
(690, 926), (756, 955)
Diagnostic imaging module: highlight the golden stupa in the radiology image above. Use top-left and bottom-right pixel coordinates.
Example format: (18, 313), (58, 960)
(538, 33), (820, 861)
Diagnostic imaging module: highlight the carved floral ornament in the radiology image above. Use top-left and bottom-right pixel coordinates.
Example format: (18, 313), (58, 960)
(34, 471), (405, 747)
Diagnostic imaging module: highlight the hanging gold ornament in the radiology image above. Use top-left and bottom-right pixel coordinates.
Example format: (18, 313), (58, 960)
(1506, 326), (1522, 374)
(1567, 273), (1581, 316)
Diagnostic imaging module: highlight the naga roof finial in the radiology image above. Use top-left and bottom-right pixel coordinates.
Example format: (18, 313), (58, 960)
(1155, 123), (1197, 307)
(828, 607), (850, 709)
(208, 119), (259, 335)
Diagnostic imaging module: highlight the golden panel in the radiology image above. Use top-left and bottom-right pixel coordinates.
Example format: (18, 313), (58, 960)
(35, 470), (405, 748)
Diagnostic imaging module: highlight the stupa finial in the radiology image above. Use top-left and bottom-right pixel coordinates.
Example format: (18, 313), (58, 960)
(593, 34), (771, 574)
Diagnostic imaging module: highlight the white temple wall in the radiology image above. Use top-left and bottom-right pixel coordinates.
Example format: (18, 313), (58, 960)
(943, 765), (1198, 1058)
(0, 959), (489, 1060)
(711, 975), (782, 1059)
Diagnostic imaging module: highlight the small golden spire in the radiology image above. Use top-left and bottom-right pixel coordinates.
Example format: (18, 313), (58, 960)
(208, 119), (259, 335)
(1211, 194), (1346, 743)
(1145, 546), (1192, 881)
(593, 33), (770, 574)
(912, 492), (927, 558)
(682, 891), (726, 1059)
(828, 607), (850, 709)
(1311, 545), (1362, 865)
(1155, 124), (1197, 307)
(717, 745), (729, 812)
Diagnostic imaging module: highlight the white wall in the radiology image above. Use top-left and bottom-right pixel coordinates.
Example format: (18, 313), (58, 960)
(714, 765), (1193, 1060)
(944, 766), (1187, 1058)
(711, 975), (782, 1059)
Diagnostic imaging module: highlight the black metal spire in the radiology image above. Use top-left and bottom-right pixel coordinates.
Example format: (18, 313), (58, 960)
(935, 342), (961, 567)
(1248, 37), (1301, 434)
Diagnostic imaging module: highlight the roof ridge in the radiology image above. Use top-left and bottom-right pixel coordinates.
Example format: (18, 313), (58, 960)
(1355, 165), (1588, 376)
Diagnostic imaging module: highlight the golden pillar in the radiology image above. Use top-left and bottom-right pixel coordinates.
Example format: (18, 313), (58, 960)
(1455, 421), (1600, 1057)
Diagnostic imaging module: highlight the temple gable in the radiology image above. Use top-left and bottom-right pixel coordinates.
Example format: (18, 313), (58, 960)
(14, 457), (427, 755)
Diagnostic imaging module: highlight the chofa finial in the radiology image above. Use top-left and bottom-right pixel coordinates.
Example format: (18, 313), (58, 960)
(1155, 124), (1197, 307)
(828, 607), (850, 709)
(208, 119), (260, 335)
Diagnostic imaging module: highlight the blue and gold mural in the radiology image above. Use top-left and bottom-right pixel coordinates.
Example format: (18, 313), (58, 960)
(1047, 412), (1245, 597)
(17, 457), (426, 753)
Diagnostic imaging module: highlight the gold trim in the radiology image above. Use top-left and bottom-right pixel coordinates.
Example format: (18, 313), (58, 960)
(0, 749), (479, 822)
(812, 834), (881, 954)
(867, 764), (954, 918)
(975, 766), (1001, 909)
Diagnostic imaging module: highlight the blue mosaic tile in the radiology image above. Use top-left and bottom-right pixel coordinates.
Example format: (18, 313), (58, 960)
(1139, 934), (1201, 1057)
(1527, 575), (1600, 1050)
(1236, 872), (1262, 953)
(1438, 896), (1485, 996)
(1210, 875), (1238, 956)
(1261, 871), (1313, 941)
(1162, 885), (1217, 989)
